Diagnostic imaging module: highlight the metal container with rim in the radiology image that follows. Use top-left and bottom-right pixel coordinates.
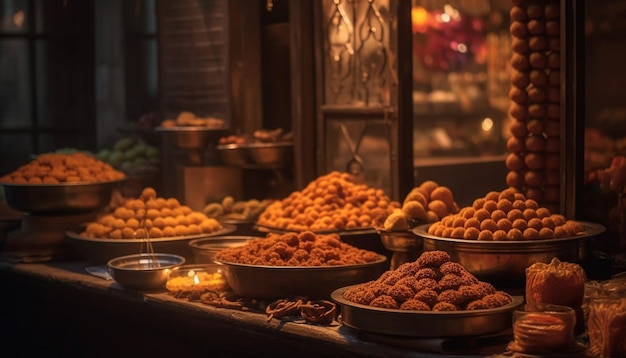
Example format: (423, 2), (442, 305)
(332, 285), (524, 337)
(413, 221), (606, 288)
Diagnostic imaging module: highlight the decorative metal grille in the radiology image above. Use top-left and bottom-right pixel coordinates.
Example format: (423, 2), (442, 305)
(322, 0), (396, 107)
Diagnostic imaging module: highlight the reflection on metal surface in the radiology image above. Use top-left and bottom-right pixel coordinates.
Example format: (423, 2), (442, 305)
(323, 0), (393, 106)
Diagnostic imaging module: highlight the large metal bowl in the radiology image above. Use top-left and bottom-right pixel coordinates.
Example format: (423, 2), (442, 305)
(108, 253), (186, 291)
(332, 285), (523, 337)
(413, 222), (606, 288)
(214, 255), (388, 300)
(67, 224), (236, 265)
(0, 180), (123, 215)
(156, 126), (228, 149)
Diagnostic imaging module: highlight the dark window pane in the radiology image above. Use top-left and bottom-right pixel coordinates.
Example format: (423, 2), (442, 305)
(34, 0), (92, 35)
(125, 38), (159, 120)
(35, 39), (94, 129)
(0, 133), (33, 176)
(0, 39), (32, 128)
(124, 0), (157, 34)
(38, 131), (95, 154)
(0, 0), (28, 33)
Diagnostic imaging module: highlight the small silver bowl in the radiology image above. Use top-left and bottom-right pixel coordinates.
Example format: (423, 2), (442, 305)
(107, 253), (186, 291)
(188, 236), (262, 264)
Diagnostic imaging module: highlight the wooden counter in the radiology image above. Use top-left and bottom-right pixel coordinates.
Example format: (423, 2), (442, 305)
(0, 259), (511, 358)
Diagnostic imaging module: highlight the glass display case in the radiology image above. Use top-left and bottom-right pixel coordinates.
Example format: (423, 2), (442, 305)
(411, 0), (511, 160)
(410, 0), (512, 206)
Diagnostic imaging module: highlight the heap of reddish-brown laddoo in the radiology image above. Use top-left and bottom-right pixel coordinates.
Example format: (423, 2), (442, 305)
(427, 187), (584, 241)
(215, 230), (381, 266)
(342, 250), (513, 311)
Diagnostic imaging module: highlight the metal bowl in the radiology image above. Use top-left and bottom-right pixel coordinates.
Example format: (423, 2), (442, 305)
(188, 236), (263, 264)
(156, 126), (229, 149)
(66, 224), (236, 265)
(377, 228), (424, 270)
(108, 253), (186, 291)
(215, 142), (294, 168)
(215, 143), (249, 166)
(378, 229), (423, 252)
(214, 255), (388, 300)
(245, 142), (293, 168)
(332, 285), (523, 337)
(413, 222), (606, 288)
(0, 180), (123, 215)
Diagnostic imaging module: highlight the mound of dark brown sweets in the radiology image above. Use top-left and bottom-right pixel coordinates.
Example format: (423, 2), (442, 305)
(342, 250), (513, 311)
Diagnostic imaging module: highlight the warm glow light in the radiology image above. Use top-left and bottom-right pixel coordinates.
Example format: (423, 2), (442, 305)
(457, 43), (467, 53)
(411, 6), (428, 33)
(481, 117), (494, 132)
(440, 13), (450, 23)
(13, 11), (25, 27)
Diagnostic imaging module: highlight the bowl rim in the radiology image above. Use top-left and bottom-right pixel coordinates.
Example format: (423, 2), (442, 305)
(66, 223), (237, 243)
(0, 178), (125, 188)
(216, 142), (293, 150)
(412, 221), (606, 245)
(332, 284), (524, 316)
(155, 126), (228, 132)
(107, 252), (186, 271)
(254, 224), (377, 236)
(188, 235), (264, 249)
(214, 254), (387, 270)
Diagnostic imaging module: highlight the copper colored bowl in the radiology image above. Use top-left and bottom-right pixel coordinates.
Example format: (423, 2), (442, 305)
(413, 222), (606, 288)
(1, 180), (122, 215)
(215, 255), (388, 300)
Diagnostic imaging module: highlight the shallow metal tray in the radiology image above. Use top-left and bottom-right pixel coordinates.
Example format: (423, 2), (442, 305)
(332, 285), (523, 337)
(412, 221), (606, 287)
(214, 254), (388, 300)
(66, 224), (236, 264)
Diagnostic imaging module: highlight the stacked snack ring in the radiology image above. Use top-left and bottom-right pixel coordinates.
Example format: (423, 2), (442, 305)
(506, 0), (561, 213)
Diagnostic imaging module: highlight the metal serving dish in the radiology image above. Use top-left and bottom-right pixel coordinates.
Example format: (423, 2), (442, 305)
(377, 228), (424, 270)
(108, 253), (185, 292)
(245, 141), (293, 168)
(156, 126), (228, 149)
(188, 235), (263, 264)
(0, 180), (123, 215)
(67, 224), (236, 265)
(378, 228), (423, 252)
(215, 143), (249, 166)
(413, 222), (606, 288)
(216, 142), (293, 168)
(214, 255), (388, 300)
(332, 285), (523, 337)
